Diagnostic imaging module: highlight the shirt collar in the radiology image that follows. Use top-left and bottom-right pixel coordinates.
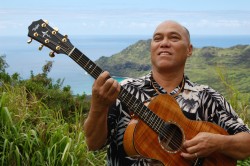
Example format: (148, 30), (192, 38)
(147, 72), (201, 94)
(184, 76), (208, 92)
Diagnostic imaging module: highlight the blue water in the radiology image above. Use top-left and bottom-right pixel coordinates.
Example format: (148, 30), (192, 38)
(1, 35), (250, 95)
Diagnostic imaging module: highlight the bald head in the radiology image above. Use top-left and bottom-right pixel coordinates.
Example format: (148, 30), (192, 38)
(153, 20), (191, 43)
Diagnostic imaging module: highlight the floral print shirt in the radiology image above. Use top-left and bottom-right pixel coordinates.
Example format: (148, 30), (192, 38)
(105, 72), (250, 166)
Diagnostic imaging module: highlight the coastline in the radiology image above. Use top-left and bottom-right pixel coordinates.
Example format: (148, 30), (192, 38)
(1, 35), (250, 95)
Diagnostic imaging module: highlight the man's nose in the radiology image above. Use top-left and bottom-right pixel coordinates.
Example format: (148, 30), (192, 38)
(160, 38), (171, 47)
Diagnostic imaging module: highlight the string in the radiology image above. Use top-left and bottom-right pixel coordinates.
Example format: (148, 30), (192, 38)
(149, 79), (186, 149)
(150, 76), (186, 146)
(36, 24), (200, 165)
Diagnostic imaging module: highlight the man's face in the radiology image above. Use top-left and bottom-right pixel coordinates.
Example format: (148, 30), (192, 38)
(150, 21), (192, 73)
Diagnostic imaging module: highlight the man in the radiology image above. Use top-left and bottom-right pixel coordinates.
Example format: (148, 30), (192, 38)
(84, 20), (250, 165)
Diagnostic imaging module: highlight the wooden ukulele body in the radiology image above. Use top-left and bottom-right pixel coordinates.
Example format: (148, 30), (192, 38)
(124, 94), (236, 166)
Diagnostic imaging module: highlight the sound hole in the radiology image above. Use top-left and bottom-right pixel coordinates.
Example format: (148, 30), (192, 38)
(158, 122), (183, 153)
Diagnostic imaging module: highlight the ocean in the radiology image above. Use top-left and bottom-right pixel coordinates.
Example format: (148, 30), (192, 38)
(1, 35), (250, 95)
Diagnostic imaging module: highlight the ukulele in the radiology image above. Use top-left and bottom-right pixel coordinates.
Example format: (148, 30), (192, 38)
(27, 19), (236, 166)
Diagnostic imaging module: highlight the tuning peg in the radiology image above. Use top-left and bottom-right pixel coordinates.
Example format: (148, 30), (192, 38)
(61, 35), (68, 42)
(43, 20), (49, 24)
(42, 20), (49, 27)
(54, 27), (59, 32)
(39, 44), (44, 51)
(27, 38), (33, 44)
(52, 27), (59, 35)
(49, 51), (55, 57)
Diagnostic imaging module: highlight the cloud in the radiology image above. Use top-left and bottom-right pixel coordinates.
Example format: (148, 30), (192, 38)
(1, 8), (250, 36)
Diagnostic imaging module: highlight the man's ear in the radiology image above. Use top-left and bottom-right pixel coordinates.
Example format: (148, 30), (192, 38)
(187, 44), (193, 57)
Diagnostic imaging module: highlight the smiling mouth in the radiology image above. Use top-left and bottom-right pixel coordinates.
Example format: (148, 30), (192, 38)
(158, 51), (172, 55)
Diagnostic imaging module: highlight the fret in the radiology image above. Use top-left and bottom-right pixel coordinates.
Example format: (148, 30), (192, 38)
(68, 48), (103, 79)
(89, 64), (97, 75)
(84, 59), (90, 69)
(147, 112), (155, 129)
(135, 103), (144, 116)
(152, 115), (161, 131)
(160, 121), (169, 134)
(119, 88), (126, 98)
(149, 114), (155, 126)
(136, 105), (147, 117)
(143, 111), (149, 120)
(68, 47), (75, 56)
(141, 105), (148, 115)
(120, 90), (134, 107)
(86, 61), (94, 72)
(147, 111), (155, 125)
(87, 63), (93, 70)
(126, 95), (134, 107)
(158, 118), (165, 132)
(141, 109), (148, 119)
(118, 88), (129, 100)
(76, 54), (82, 62)
(132, 102), (145, 118)
(155, 117), (164, 132)
(130, 101), (142, 113)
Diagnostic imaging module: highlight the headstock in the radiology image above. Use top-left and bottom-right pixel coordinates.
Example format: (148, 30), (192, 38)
(27, 19), (74, 57)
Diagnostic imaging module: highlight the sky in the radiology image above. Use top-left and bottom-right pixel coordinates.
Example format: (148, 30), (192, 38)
(1, 0), (250, 95)
(1, 0), (250, 37)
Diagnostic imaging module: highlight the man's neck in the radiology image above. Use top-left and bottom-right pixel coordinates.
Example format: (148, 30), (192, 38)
(152, 70), (184, 94)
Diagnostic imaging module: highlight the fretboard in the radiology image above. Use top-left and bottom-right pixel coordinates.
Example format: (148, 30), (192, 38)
(68, 47), (165, 134)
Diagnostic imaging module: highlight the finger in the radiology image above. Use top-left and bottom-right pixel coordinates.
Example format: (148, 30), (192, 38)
(105, 79), (121, 101)
(185, 143), (200, 154)
(102, 78), (117, 94)
(183, 139), (197, 149)
(181, 152), (198, 160)
(109, 80), (121, 97)
(92, 72), (111, 94)
(95, 71), (111, 87)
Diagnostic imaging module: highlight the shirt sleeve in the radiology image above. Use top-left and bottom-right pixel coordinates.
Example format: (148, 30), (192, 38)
(201, 87), (250, 135)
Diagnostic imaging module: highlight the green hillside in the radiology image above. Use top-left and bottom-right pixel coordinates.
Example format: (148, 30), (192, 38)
(95, 40), (250, 97)
(96, 39), (151, 77)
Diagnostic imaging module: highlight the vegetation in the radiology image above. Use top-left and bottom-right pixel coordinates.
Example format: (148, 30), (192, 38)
(95, 41), (250, 100)
(0, 55), (106, 165)
(96, 39), (151, 77)
(1, 37), (250, 166)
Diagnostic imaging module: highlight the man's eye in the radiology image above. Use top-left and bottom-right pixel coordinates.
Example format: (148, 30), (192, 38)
(171, 36), (180, 41)
(172, 35), (179, 39)
(153, 36), (162, 41)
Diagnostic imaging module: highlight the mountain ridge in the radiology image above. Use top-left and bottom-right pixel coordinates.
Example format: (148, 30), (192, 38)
(95, 39), (250, 96)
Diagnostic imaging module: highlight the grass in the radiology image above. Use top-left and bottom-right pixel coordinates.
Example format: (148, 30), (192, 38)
(0, 76), (249, 165)
(0, 84), (106, 166)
